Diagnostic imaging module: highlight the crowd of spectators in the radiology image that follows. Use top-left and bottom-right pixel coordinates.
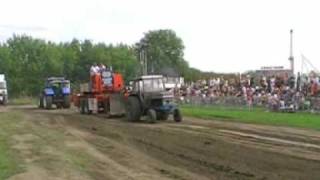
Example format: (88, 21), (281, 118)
(177, 72), (320, 112)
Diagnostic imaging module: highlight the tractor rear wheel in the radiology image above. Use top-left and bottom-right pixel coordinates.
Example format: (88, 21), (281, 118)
(45, 96), (53, 110)
(63, 95), (71, 108)
(126, 96), (141, 122)
(147, 109), (157, 123)
(173, 109), (182, 122)
(39, 95), (44, 108)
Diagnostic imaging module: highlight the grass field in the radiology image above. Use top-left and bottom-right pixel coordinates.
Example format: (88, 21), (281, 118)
(0, 112), (24, 179)
(181, 106), (320, 130)
(9, 97), (37, 105)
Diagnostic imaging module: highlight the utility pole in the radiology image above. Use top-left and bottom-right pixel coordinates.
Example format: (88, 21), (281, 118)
(289, 29), (294, 74)
(139, 44), (148, 76)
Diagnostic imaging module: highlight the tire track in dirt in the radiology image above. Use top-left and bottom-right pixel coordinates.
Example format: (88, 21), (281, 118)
(64, 127), (162, 180)
(44, 113), (210, 180)
(219, 129), (320, 150)
(8, 110), (91, 180)
(47, 112), (253, 179)
(133, 138), (256, 179)
(163, 122), (320, 162)
(13, 105), (320, 180)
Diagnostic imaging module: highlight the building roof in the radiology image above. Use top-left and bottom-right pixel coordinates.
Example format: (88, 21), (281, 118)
(139, 75), (163, 80)
(255, 69), (293, 77)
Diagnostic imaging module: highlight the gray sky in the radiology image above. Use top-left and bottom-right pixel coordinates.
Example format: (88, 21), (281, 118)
(1, 0), (320, 73)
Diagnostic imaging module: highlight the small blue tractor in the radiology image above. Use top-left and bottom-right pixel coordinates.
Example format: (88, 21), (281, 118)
(39, 77), (71, 109)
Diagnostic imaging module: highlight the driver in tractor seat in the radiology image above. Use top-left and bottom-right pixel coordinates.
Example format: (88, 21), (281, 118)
(98, 63), (106, 73)
(90, 63), (99, 76)
(90, 63), (100, 91)
(90, 63), (109, 92)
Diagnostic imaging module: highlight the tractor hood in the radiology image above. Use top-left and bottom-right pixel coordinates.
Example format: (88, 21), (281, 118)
(145, 91), (174, 100)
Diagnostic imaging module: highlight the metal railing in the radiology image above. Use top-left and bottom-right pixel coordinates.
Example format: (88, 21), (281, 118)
(177, 95), (320, 112)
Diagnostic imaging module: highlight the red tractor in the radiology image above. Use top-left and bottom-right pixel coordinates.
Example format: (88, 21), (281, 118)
(73, 68), (126, 116)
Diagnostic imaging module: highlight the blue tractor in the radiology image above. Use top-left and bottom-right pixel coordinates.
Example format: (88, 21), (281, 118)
(39, 77), (71, 109)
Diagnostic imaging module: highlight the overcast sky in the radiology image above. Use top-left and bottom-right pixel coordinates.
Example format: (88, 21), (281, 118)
(1, 0), (320, 73)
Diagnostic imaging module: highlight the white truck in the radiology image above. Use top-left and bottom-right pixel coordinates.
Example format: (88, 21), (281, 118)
(0, 74), (8, 105)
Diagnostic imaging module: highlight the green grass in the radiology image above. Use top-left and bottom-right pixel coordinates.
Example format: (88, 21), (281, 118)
(181, 106), (320, 130)
(0, 138), (22, 180)
(0, 110), (95, 179)
(9, 97), (37, 105)
(0, 113), (24, 179)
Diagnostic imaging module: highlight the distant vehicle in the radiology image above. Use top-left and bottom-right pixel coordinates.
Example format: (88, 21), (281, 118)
(39, 77), (71, 109)
(126, 75), (182, 123)
(0, 74), (8, 105)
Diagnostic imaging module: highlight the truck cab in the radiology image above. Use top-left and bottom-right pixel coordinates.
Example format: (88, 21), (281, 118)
(0, 74), (8, 105)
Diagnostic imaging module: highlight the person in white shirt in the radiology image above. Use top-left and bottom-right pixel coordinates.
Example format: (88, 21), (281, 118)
(90, 63), (99, 76)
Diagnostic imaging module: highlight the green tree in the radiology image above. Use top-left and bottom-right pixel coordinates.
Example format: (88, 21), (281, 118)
(0, 31), (213, 97)
(136, 29), (186, 75)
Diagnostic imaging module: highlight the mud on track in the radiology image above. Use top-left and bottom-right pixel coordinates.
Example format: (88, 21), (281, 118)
(7, 105), (320, 180)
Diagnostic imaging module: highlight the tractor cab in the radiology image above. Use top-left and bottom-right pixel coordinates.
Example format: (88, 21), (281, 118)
(133, 75), (165, 93)
(101, 69), (113, 87)
(132, 75), (174, 105)
(45, 77), (71, 96)
(90, 68), (124, 93)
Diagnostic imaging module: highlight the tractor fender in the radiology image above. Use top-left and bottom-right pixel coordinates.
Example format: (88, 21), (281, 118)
(44, 88), (54, 96)
(62, 87), (71, 95)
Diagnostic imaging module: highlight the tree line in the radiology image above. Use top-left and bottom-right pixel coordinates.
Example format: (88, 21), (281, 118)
(0, 29), (216, 97)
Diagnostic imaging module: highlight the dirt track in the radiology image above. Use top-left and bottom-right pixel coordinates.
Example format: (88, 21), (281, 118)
(6, 106), (320, 180)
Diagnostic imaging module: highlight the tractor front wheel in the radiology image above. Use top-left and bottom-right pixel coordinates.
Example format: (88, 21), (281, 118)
(147, 109), (157, 123)
(173, 109), (182, 122)
(39, 95), (44, 108)
(44, 96), (53, 110)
